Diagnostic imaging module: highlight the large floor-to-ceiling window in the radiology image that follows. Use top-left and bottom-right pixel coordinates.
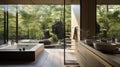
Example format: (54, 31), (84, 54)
(8, 5), (17, 42)
(0, 5), (4, 45)
(0, 5), (71, 46)
(0, 0), (80, 65)
(97, 5), (120, 39)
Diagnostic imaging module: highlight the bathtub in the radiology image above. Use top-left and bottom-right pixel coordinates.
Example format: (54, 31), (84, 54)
(0, 43), (44, 61)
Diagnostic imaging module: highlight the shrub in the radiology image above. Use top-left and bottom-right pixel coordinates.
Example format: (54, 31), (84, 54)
(49, 33), (58, 43)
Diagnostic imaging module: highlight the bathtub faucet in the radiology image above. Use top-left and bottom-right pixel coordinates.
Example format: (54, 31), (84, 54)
(11, 40), (15, 45)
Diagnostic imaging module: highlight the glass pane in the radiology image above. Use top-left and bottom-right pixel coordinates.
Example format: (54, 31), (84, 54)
(97, 5), (120, 42)
(8, 5), (16, 42)
(18, 5), (66, 44)
(64, 1), (80, 65)
(0, 5), (4, 45)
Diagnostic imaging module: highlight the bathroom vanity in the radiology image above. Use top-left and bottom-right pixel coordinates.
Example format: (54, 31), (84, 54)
(76, 41), (120, 67)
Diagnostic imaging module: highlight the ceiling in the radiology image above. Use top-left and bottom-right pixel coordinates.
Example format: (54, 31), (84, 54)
(0, 0), (120, 5)
(97, 0), (120, 4)
(0, 0), (80, 5)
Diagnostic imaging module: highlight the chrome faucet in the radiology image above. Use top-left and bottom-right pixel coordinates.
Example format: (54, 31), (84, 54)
(11, 39), (14, 45)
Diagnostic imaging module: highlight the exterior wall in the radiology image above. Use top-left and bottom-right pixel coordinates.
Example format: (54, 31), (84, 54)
(71, 5), (80, 49)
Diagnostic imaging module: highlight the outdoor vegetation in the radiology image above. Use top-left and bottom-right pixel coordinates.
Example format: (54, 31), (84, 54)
(0, 5), (71, 42)
(97, 5), (120, 38)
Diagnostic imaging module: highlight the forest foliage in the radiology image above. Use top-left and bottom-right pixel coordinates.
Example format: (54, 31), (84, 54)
(97, 5), (120, 37)
(0, 5), (71, 40)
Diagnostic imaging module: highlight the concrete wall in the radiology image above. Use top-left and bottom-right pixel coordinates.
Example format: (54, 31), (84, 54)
(71, 5), (80, 49)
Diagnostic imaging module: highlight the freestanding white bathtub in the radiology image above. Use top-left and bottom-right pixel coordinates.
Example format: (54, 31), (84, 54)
(0, 43), (44, 61)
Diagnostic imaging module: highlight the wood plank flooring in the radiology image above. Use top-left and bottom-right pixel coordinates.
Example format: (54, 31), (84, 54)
(0, 49), (79, 67)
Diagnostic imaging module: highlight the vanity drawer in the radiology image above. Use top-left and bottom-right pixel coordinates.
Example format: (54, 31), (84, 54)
(77, 44), (112, 67)
(77, 50), (87, 67)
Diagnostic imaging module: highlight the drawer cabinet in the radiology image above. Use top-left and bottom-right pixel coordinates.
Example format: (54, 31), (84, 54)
(76, 43), (112, 67)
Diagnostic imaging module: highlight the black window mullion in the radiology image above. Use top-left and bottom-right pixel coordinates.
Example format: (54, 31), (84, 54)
(16, 5), (18, 43)
(4, 5), (7, 44)
(6, 5), (8, 42)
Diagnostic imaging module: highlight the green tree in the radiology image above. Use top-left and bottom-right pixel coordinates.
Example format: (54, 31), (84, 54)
(97, 5), (120, 37)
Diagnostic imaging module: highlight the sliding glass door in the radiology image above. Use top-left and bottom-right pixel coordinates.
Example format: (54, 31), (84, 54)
(64, 0), (80, 65)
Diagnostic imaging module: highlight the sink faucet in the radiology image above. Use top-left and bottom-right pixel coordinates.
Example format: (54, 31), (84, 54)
(11, 39), (14, 45)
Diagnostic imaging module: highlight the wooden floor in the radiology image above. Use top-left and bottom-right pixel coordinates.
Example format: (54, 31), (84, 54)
(0, 49), (80, 67)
